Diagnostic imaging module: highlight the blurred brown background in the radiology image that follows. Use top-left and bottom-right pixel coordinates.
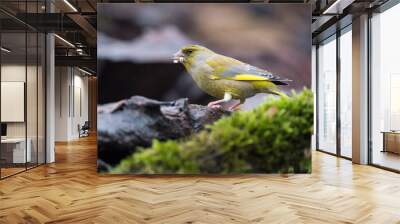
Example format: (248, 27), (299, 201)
(98, 3), (311, 108)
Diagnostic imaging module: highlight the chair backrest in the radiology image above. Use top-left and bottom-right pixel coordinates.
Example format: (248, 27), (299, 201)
(82, 121), (90, 129)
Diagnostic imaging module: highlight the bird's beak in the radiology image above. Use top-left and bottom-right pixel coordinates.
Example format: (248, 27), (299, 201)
(172, 50), (185, 64)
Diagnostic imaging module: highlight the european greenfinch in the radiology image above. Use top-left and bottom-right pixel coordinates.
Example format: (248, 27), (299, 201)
(173, 45), (291, 110)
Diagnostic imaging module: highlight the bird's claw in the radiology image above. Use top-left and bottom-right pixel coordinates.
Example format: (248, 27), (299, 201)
(228, 105), (241, 111)
(208, 104), (222, 109)
(207, 101), (217, 107)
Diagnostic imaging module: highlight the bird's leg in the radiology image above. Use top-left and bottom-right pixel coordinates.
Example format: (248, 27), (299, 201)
(228, 101), (242, 111)
(228, 98), (245, 111)
(207, 92), (232, 109)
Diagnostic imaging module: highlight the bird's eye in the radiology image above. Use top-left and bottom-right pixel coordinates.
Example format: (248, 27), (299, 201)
(184, 49), (193, 54)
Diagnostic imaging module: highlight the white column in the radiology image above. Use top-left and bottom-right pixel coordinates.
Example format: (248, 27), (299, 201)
(46, 33), (55, 163)
(45, 1), (55, 163)
(352, 14), (369, 164)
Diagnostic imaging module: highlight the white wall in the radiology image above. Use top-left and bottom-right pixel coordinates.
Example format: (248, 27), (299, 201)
(55, 67), (69, 141)
(1, 65), (37, 138)
(1, 63), (46, 164)
(55, 67), (89, 141)
(72, 73), (89, 138)
(1, 65), (25, 138)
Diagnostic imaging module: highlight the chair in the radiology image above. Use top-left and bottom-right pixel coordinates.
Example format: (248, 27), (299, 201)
(78, 121), (90, 138)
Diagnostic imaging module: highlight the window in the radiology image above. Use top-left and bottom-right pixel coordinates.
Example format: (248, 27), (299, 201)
(0, 2), (47, 179)
(316, 26), (353, 158)
(317, 36), (337, 154)
(339, 28), (352, 158)
(370, 3), (400, 171)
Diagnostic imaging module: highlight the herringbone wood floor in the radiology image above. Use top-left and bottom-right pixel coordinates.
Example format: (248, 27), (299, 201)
(1, 135), (400, 224)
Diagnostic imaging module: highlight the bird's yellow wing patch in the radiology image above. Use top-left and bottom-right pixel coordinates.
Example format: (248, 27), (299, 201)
(232, 74), (268, 81)
(207, 74), (272, 81)
(209, 75), (220, 80)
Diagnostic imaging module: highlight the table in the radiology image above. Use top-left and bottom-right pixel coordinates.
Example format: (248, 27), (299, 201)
(382, 131), (400, 154)
(1, 138), (31, 163)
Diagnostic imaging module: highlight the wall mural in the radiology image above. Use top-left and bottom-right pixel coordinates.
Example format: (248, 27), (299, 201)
(97, 3), (312, 174)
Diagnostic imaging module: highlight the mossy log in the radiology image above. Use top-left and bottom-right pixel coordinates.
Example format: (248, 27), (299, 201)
(97, 96), (229, 170)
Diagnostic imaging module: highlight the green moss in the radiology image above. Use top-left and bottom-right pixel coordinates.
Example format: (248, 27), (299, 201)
(112, 88), (314, 174)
